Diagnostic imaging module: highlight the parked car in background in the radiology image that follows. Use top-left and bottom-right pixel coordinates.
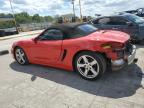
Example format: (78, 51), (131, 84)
(124, 8), (144, 18)
(0, 28), (18, 37)
(11, 23), (137, 80)
(90, 13), (144, 44)
(0, 16), (19, 37)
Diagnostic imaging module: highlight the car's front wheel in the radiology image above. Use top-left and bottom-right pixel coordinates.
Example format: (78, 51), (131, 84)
(14, 47), (29, 65)
(74, 52), (106, 80)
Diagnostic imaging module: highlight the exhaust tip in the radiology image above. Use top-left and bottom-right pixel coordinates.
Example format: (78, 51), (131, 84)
(0, 50), (9, 56)
(133, 58), (138, 63)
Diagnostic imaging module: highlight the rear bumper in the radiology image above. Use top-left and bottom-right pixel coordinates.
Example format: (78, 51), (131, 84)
(111, 45), (137, 71)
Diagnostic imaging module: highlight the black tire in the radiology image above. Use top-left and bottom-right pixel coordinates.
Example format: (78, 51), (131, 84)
(74, 51), (107, 80)
(14, 47), (29, 65)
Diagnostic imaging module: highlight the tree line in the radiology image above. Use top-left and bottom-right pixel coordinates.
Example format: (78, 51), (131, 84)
(0, 12), (54, 29)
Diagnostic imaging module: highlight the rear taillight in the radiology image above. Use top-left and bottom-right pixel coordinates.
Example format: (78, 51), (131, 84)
(101, 43), (112, 49)
(111, 42), (124, 50)
(101, 42), (124, 50)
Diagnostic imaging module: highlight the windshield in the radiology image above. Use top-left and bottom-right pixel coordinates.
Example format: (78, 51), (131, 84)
(77, 24), (98, 34)
(125, 14), (144, 23)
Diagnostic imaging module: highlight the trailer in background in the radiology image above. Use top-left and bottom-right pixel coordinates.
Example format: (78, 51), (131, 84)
(0, 17), (18, 37)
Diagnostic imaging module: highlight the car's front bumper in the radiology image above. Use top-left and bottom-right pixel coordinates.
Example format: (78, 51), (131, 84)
(111, 45), (137, 71)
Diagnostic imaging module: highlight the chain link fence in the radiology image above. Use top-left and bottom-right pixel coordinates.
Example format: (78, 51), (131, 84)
(0, 22), (52, 37)
(19, 22), (52, 32)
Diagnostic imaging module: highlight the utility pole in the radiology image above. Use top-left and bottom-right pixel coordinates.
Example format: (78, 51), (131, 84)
(79, 0), (82, 22)
(71, 0), (75, 18)
(9, 0), (19, 33)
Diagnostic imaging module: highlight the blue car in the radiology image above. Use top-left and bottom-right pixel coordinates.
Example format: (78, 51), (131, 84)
(90, 13), (144, 44)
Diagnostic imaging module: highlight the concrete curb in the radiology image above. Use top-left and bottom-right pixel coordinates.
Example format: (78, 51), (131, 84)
(0, 30), (43, 41)
(0, 50), (9, 56)
(0, 32), (40, 41)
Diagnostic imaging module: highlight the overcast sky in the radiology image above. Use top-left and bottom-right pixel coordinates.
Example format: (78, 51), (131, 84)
(0, 0), (144, 16)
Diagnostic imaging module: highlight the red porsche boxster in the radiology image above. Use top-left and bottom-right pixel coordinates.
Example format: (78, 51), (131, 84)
(11, 23), (137, 80)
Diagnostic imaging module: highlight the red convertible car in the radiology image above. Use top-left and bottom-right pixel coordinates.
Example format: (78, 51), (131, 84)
(11, 23), (137, 80)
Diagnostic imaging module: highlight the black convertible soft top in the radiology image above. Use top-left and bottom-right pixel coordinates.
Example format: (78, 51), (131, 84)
(44, 23), (97, 39)
(47, 23), (85, 33)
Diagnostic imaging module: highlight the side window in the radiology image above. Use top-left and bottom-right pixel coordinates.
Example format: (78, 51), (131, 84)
(108, 17), (127, 25)
(40, 29), (63, 40)
(66, 29), (82, 39)
(92, 19), (99, 24)
(98, 17), (111, 24)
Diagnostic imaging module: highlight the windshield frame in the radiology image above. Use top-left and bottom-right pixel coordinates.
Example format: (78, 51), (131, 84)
(124, 14), (144, 24)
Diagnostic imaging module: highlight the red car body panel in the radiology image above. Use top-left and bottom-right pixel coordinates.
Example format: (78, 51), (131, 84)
(12, 30), (130, 71)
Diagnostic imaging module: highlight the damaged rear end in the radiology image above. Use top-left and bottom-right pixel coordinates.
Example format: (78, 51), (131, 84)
(91, 30), (138, 71)
(111, 40), (137, 70)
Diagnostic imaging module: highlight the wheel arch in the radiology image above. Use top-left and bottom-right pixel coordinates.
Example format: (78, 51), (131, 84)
(13, 46), (20, 59)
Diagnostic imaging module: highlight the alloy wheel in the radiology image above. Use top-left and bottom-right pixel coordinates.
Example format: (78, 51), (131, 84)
(15, 48), (26, 64)
(77, 55), (100, 79)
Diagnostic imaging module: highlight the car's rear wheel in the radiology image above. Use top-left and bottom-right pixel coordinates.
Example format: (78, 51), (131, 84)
(14, 47), (29, 65)
(74, 52), (106, 80)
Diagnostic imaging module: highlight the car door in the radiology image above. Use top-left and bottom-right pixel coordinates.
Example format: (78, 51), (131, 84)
(108, 16), (138, 37)
(29, 29), (63, 64)
(93, 17), (113, 30)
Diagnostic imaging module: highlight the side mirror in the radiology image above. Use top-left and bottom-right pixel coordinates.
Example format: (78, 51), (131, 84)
(33, 37), (39, 43)
(126, 22), (133, 26)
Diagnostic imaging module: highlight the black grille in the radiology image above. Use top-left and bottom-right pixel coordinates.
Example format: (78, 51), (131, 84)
(116, 40), (133, 58)
(125, 40), (133, 55)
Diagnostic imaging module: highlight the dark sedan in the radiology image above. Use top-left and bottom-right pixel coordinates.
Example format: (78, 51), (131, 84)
(90, 13), (144, 44)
